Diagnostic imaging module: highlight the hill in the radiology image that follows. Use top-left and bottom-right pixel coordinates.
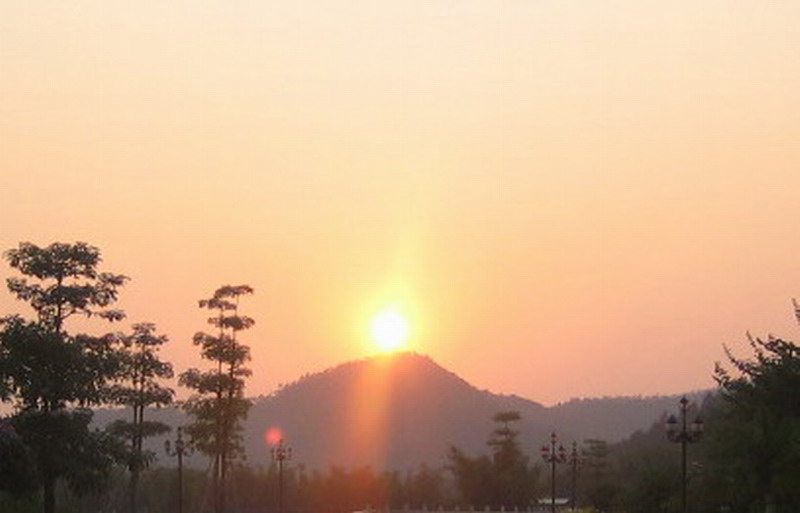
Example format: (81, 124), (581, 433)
(244, 352), (550, 470)
(93, 352), (709, 470)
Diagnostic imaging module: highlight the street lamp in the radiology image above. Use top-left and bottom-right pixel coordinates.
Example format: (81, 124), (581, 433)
(566, 441), (582, 511)
(541, 432), (567, 513)
(164, 427), (193, 513)
(271, 439), (292, 513)
(666, 396), (704, 513)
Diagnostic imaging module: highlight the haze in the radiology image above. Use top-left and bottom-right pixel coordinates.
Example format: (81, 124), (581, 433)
(2, 1), (800, 405)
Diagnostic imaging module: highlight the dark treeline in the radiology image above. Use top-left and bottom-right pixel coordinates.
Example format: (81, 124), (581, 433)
(1, 241), (799, 513)
(1, 464), (453, 513)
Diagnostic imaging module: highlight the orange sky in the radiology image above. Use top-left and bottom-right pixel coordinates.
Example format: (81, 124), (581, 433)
(2, 2), (800, 405)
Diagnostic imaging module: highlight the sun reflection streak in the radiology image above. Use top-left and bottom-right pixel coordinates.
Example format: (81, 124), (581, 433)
(345, 354), (398, 468)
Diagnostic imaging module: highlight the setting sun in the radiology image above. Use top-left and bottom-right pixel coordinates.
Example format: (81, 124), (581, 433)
(370, 309), (410, 352)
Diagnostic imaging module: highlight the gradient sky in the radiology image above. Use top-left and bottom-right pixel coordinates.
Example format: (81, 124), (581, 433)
(2, 2), (800, 405)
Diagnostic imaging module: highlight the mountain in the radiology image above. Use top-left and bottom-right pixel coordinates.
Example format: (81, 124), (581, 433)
(244, 352), (550, 470)
(93, 352), (709, 471)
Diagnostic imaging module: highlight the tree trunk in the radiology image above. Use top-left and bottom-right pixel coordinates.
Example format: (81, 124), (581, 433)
(43, 475), (55, 513)
(764, 494), (776, 513)
(130, 393), (145, 513)
(213, 453), (221, 513)
(130, 469), (139, 513)
(220, 460), (226, 513)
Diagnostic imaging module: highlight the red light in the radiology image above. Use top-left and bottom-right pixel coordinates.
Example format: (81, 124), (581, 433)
(264, 427), (284, 446)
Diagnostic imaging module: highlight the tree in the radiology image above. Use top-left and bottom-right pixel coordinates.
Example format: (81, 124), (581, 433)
(713, 334), (800, 513)
(0, 418), (38, 497)
(108, 322), (174, 513)
(487, 411), (533, 506)
(0, 241), (128, 513)
(581, 439), (618, 512)
(447, 446), (493, 507)
(448, 411), (537, 508)
(404, 464), (446, 508)
(180, 285), (254, 513)
(612, 424), (681, 513)
(5, 242), (126, 332)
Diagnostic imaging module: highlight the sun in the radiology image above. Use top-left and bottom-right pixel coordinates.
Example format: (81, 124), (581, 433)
(370, 309), (410, 353)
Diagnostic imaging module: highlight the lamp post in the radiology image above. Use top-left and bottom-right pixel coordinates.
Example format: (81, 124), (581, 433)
(164, 427), (192, 513)
(666, 396), (703, 513)
(271, 439), (292, 513)
(541, 432), (567, 513)
(566, 441), (582, 511)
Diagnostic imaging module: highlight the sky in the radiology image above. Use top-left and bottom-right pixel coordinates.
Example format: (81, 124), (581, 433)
(2, 1), (800, 406)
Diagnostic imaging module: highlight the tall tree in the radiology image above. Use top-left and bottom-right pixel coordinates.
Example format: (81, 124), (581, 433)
(713, 334), (800, 513)
(447, 446), (493, 507)
(404, 464), (446, 508)
(0, 241), (128, 513)
(108, 322), (174, 513)
(180, 285), (254, 513)
(0, 418), (38, 497)
(448, 411), (537, 508)
(581, 439), (618, 511)
(488, 411), (536, 507)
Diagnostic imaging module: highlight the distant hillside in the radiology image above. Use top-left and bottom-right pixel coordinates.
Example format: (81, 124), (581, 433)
(243, 352), (550, 470)
(93, 352), (710, 471)
(544, 392), (709, 442)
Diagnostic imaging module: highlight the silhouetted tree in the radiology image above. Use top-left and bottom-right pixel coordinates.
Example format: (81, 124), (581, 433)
(448, 446), (493, 507)
(0, 242), (128, 513)
(0, 419), (38, 497)
(448, 411), (537, 508)
(488, 411), (533, 505)
(612, 423), (680, 513)
(581, 438), (618, 511)
(713, 334), (800, 513)
(405, 464), (446, 508)
(108, 322), (174, 513)
(180, 285), (254, 513)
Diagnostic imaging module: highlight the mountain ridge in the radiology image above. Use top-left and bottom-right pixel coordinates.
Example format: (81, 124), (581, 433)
(93, 351), (710, 470)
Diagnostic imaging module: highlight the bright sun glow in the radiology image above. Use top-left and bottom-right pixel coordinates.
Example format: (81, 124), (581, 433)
(370, 309), (410, 352)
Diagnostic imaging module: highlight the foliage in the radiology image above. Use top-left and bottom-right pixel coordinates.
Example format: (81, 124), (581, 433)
(0, 461), (458, 513)
(0, 318), (122, 410)
(612, 425), (680, 513)
(487, 411), (533, 505)
(107, 322), (174, 512)
(568, 322), (800, 513)
(4, 242), (127, 331)
(0, 419), (38, 496)
(448, 411), (537, 508)
(581, 439), (618, 512)
(12, 409), (125, 496)
(0, 241), (128, 513)
(402, 464), (448, 507)
(447, 446), (494, 506)
(711, 334), (800, 512)
(180, 284), (254, 513)
(580, 330), (800, 513)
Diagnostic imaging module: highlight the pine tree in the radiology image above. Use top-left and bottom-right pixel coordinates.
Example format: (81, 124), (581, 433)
(487, 411), (534, 507)
(448, 411), (537, 508)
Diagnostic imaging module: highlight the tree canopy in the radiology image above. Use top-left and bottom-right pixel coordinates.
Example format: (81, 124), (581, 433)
(711, 334), (800, 512)
(180, 284), (254, 513)
(108, 322), (174, 513)
(0, 242), (128, 513)
(448, 411), (538, 508)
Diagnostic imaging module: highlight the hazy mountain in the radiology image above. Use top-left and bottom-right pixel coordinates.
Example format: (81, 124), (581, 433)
(243, 352), (551, 471)
(93, 352), (709, 471)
